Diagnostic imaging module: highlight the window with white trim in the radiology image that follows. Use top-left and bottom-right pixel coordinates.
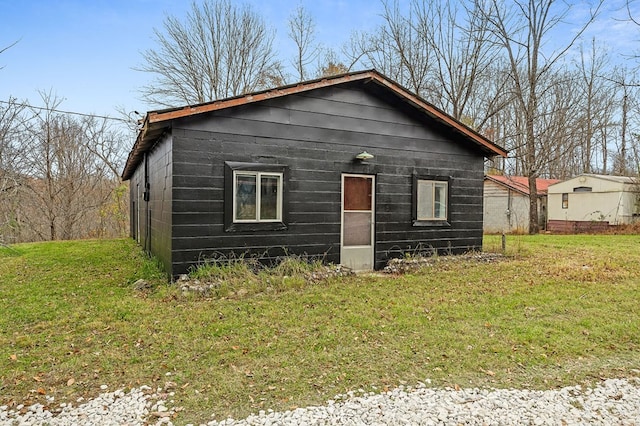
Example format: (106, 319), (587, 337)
(233, 171), (283, 222)
(416, 179), (448, 221)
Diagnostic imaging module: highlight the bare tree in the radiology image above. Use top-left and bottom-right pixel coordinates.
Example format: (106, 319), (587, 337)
(0, 93), (135, 243)
(0, 39), (19, 70)
(288, 4), (321, 82)
(20, 93), (77, 240)
(573, 40), (617, 174)
(360, 0), (435, 94)
(629, 94), (640, 173)
(477, 0), (603, 234)
(610, 69), (639, 175)
(5, 92), (127, 241)
(0, 97), (27, 243)
(535, 70), (585, 179)
(81, 115), (130, 237)
(137, 0), (281, 106)
(83, 114), (129, 179)
(411, 1), (488, 121)
(340, 31), (379, 73)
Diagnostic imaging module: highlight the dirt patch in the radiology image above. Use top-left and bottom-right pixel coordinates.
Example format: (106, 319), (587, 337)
(383, 252), (505, 274)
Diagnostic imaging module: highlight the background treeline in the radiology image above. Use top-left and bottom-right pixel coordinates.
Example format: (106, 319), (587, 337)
(2, 0), (640, 241)
(0, 94), (129, 244)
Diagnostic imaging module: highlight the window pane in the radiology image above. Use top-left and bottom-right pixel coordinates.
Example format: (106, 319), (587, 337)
(260, 175), (280, 220)
(417, 179), (447, 220)
(417, 180), (434, 220)
(343, 211), (372, 246)
(573, 186), (592, 193)
(434, 183), (447, 218)
(235, 174), (256, 220)
(344, 176), (372, 211)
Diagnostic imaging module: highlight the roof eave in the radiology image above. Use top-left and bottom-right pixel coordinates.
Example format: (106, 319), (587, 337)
(121, 115), (167, 180)
(366, 74), (508, 158)
(485, 176), (529, 196)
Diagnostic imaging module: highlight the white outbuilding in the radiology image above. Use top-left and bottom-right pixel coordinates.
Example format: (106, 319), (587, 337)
(484, 175), (559, 234)
(547, 174), (640, 232)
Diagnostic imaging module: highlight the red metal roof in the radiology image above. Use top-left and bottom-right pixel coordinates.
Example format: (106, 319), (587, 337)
(122, 69), (508, 180)
(485, 175), (560, 196)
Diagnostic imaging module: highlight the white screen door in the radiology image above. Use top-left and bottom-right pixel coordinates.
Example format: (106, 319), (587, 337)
(341, 174), (375, 271)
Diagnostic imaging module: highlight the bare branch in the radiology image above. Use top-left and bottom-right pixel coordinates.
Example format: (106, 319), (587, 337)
(627, 0), (640, 26)
(135, 0), (281, 107)
(288, 4), (321, 81)
(0, 39), (19, 70)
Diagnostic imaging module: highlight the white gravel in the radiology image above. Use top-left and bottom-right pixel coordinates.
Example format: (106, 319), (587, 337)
(0, 385), (174, 426)
(1, 378), (639, 425)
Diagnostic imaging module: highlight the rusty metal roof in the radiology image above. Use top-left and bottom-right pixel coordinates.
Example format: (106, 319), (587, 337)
(122, 69), (507, 180)
(485, 175), (560, 196)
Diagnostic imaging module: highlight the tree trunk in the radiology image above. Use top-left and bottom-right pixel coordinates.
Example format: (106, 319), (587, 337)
(526, 105), (539, 234)
(528, 174), (539, 234)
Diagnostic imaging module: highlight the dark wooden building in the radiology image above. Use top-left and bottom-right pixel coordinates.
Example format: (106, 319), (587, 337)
(122, 70), (506, 277)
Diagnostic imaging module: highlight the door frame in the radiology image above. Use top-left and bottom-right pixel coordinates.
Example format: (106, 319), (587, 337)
(135, 183), (140, 243)
(340, 173), (375, 271)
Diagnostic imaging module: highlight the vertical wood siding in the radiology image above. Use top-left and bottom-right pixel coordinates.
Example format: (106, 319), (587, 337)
(483, 180), (531, 233)
(148, 134), (173, 273)
(129, 167), (142, 241)
(165, 83), (485, 276)
(129, 134), (173, 274)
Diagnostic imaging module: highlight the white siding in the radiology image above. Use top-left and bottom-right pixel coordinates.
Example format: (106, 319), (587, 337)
(483, 180), (531, 233)
(547, 175), (639, 225)
(548, 175), (627, 194)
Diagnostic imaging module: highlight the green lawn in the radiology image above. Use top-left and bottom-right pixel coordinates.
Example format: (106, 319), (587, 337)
(1, 235), (639, 425)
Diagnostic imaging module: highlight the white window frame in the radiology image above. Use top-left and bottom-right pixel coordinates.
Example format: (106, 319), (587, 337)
(232, 170), (283, 223)
(416, 179), (448, 221)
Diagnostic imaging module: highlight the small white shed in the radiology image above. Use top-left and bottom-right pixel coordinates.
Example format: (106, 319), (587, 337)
(547, 174), (640, 232)
(483, 175), (559, 234)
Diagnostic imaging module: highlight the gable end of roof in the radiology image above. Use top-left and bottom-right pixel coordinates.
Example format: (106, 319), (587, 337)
(122, 70), (507, 180)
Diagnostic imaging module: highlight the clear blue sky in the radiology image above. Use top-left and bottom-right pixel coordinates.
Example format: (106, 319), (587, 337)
(0, 0), (637, 119)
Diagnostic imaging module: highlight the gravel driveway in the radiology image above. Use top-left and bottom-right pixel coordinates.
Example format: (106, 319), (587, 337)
(1, 377), (639, 425)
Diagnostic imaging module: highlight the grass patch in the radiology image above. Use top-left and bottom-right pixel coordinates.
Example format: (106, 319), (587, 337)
(183, 255), (348, 298)
(1, 235), (639, 425)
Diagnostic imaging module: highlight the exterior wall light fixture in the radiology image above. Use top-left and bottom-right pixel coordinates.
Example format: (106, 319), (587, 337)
(355, 151), (374, 161)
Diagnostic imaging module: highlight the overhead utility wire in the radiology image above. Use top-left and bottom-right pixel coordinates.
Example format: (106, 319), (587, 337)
(0, 100), (140, 123)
